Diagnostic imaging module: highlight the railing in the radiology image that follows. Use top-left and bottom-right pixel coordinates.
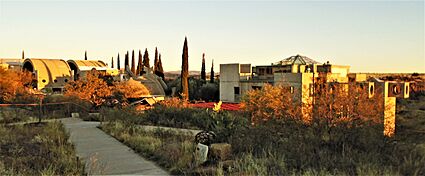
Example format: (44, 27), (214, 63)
(0, 102), (97, 123)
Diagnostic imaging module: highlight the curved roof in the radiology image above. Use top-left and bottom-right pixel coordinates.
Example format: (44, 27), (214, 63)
(67, 60), (107, 70)
(23, 58), (72, 90)
(137, 73), (166, 96)
(275, 55), (321, 65)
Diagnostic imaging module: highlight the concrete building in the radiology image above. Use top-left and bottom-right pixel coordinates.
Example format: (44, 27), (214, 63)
(220, 54), (409, 136)
(22, 58), (72, 91)
(0, 58), (23, 71)
(19, 58), (163, 96)
(67, 60), (119, 81)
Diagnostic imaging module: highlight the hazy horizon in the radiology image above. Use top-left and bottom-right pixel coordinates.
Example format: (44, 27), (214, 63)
(0, 1), (423, 73)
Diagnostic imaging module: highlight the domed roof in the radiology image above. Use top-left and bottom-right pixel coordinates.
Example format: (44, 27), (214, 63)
(275, 55), (321, 65)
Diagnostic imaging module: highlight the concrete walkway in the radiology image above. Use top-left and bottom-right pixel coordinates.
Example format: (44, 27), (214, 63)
(60, 118), (169, 175)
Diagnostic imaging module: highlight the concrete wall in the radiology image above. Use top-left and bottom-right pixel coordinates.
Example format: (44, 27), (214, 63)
(374, 81), (397, 137)
(220, 64), (241, 102)
(23, 59), (72, 90)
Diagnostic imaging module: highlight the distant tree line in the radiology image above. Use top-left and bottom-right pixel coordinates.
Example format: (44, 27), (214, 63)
(108, 48), (164, 79)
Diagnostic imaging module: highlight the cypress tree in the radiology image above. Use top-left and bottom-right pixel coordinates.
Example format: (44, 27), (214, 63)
(137, 50), (143, 75)
(111, 57), (114, 68)
(155, 53), (165, 80)
(117, 53), (121, 70)
(154, 47), (159, 72)
(22, 50), (25, 59)
(85, 51), (87, 60)
(131, 50), (136, 74)
(201, 53), (206, 81)
(158, 54), (164, 73)
(210, 59), (214, 83)
(181, 37), (189, 100)
(125, 51), (129, 70)
(143, 48), (150, 71)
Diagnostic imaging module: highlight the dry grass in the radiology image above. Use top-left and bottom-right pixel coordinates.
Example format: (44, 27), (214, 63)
(100, 122), (196, 175)
(0, 122), (84, 175)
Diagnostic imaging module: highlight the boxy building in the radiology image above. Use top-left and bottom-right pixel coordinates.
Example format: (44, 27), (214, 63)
(220, 54), (409, 136)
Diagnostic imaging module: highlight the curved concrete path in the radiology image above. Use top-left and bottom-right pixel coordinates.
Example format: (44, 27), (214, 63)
(60, 118), (169, 175)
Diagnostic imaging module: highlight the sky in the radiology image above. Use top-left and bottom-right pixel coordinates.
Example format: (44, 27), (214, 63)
(0, 1), (423, 73)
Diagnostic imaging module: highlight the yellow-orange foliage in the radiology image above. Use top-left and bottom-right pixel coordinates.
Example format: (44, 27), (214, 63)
(312, 81), (383, 126)
(241, 82), (384, 127)
(241, 84), (301, 124)
(0, 67), (36, 103)
(113, 78), (150, 99)
(64, 72), (111, 106)
(159, 97), (189, 108)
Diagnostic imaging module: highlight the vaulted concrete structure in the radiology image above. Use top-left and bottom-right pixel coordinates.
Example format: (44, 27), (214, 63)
(67, 60), (118, 80)
(22, 58), (72, 91)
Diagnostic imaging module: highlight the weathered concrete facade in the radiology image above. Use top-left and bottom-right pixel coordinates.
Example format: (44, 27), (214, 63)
(22, 58), (72, 91)
(15, 58), (164, 96)
(0, 58), (23, 71)
(219, 55), (410, 136)
(67, 60), (118, 81)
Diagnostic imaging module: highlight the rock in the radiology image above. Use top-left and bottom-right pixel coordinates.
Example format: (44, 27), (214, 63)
(71, 113), (79, 118)
(195, 143), (209, 166)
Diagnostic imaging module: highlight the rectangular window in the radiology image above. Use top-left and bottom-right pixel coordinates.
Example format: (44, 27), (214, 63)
(259, 68), (265, 75)
(234, 87), (240, 95)
(266, 67), (273, 74)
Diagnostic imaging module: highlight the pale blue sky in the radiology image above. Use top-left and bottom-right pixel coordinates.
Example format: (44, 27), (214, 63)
(0, 1), (423, 73)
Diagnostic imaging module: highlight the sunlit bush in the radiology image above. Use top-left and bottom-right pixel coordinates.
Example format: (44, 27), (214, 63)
(64, 71), (112, 107)
(0, 68), (37, 103)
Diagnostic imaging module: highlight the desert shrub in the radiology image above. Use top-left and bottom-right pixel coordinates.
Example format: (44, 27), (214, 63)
(228, 117), (425, 175)
(198, 83), (219, 102)
(0, 68), (37, 103)
(0, 122), (84, 175)
(166, 77), (219, 101)
(64, 71), (112, 107)
(160, 97), (190, 108)
(0, 107), (34, 124)
(139, 104), (248, 142)
(233, 82), (424, 175)
(100, 107), (141, 123)
(142, 105), (211, 129)
(241, 84), (301, 124)
(100, 121), (196, 175)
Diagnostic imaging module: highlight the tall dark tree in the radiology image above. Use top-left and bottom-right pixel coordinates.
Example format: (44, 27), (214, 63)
(181, 37), (189, 99)
(131, 50), (136, 74)
(210, 59), (214, 83)
(137, 50), (143, 75)
(143, 48), (150, 71)
(155, 53), (165, 80)
(117, 53), (121, 70)
(158, 54), (164, 73)
(154, 47), (159, 72)
(124, 51), (129, 70)
(201, 53), (206, 81)
(85, 51), (87, 60)
(111, 57), (114, 68)
(22, 50), (25, 59)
